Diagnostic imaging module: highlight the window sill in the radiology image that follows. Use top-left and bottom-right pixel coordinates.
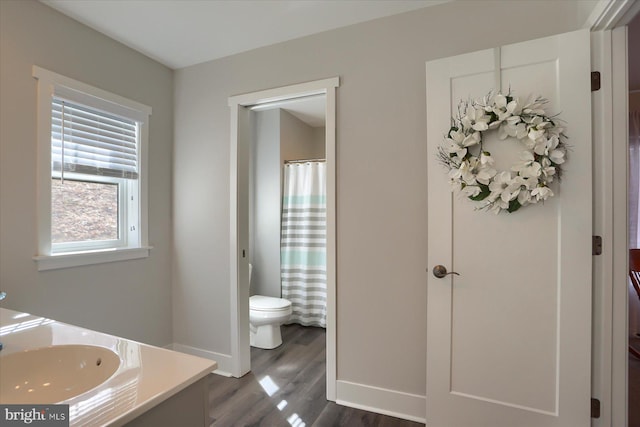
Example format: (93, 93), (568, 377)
(33, 246), (152, 271)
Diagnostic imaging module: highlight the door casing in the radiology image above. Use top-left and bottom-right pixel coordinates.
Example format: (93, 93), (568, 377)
(588, 1), (640, 426)
(228, 77), (339, 401)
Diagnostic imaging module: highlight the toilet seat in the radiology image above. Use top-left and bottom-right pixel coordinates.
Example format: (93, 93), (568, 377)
(250, 295), (291, 312)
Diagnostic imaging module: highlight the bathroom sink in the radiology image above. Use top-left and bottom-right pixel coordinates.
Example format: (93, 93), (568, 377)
(0, 344), (120, 404)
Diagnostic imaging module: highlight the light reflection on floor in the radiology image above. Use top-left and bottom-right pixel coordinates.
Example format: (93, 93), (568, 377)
(287, 413), (306, 427)
(258, 375), (279, 397)
(258, 375), (306, 426)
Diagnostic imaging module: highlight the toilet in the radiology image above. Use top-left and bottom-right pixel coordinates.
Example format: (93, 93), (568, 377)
(249, 264), (292, 349)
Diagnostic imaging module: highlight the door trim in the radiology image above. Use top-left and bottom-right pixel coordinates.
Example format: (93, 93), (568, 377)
(228, 77), (339, 401)
(589, 1), (640, 426)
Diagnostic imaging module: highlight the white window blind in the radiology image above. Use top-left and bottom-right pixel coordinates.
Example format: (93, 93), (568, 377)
(52, 98), (139, 179)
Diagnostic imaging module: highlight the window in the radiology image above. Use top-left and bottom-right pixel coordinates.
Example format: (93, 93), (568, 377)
(33, 67), (152, 270)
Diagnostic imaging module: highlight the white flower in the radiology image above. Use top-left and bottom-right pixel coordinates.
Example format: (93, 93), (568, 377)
(549, 148), (565, 165)
(448, 128), (465, 144)
(480, 151), (494, 166)
(517, 188), (532, 205)
(532, 131), (565, 165)
(488, 198), (509, 214)
(531, 185), (554, 201)
(533, 134), (563, 157)
(446, 128), (470, 158)
(498, 121), (527, 140)
(476, 165), (497, 185)
(461, 106), (490, 132)
(528, 128), (546, 142)
(458, 159), (478, 185)
(525, 114), (543, 126)
(489, 171), (512, 192)
(540, 157), (556, 180)
(448, 166), (462, 181)
(447, 140), (467, 159)
(491, 94), (521, 123)
(473, 152), (498, 184)
(505, 115), (521, 125)
(504, 176), (534, 206)
(461, 185), (481, 198)
(512, 151), (542, 179)
(463, 132), (481, 147)
(488, 171), (519, 203)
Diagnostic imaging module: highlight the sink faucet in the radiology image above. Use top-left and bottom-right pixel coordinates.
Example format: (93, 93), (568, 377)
(0, 291), (5, 351)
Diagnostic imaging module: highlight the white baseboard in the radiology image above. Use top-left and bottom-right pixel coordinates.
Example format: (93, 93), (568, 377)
(171, 343), (233, 377)
(336, 380), (426, 423)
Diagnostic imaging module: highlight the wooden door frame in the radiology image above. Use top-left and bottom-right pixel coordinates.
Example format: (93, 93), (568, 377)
(588, 1), (640, 426)
(228, 77), (339, 401)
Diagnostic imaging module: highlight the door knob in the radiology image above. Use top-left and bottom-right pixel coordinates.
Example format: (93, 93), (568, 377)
(432, 265), (460, 279)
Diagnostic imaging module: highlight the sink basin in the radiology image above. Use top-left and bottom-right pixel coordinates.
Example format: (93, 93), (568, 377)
(0, 344), (120, 404)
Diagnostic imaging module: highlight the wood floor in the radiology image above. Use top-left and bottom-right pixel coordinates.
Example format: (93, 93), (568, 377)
(208, 324), (423, 427)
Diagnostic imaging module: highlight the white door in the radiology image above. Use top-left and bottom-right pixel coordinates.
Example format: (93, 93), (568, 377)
(426, 29), (592, 426)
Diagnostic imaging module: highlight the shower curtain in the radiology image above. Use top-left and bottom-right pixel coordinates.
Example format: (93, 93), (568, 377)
(281, 161), (327, 328)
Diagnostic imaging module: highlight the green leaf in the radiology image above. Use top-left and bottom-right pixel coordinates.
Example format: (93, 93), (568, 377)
(469, 183), (490, 201)
(506, 96), (513, 103)
(507, 199), (522, 213)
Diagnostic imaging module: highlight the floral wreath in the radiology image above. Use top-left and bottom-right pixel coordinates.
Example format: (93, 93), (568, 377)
(438, 91), (567, 214)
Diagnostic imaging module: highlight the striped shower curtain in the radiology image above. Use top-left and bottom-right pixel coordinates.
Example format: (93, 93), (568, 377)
(281, 161), (327, 328)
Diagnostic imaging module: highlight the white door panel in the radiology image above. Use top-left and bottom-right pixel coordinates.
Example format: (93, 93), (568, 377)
(426, 29), (592, 427)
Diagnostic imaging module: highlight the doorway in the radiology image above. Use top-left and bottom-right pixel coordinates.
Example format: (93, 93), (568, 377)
(589, 1), (640, 425)
(228, 77), (339, 401)
(628, 11), (640, 427)
(249, 95), (326, 311)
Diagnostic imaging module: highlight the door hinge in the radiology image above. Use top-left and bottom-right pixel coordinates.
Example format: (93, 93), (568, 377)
(591, 71), (601, 92)
(593, 235), (603, 256)
(591, 398), (601, 418)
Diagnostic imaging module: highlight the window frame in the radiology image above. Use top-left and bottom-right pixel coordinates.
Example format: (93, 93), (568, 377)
(33, 66), (152, 271)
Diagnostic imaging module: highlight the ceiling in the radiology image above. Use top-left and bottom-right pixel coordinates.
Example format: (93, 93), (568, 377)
(252, 94), (327, 128)
(39, 0), (450, 127)
(41, 0), (450, 70)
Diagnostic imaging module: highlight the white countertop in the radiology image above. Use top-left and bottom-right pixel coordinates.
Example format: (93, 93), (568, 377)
(0, 308), (217, 426)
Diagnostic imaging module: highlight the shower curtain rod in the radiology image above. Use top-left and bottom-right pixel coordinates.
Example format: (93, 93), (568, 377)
(284, 159), (326, 164)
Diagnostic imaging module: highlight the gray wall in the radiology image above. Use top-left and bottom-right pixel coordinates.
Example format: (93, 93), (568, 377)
(251, 110), (281, 298)
(251, 109), (324, 298)
(173, 0), (594, 395)
(313, 127), (326, 152)
(0, 0), (174, 346)
(280, 110), (325, 162)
